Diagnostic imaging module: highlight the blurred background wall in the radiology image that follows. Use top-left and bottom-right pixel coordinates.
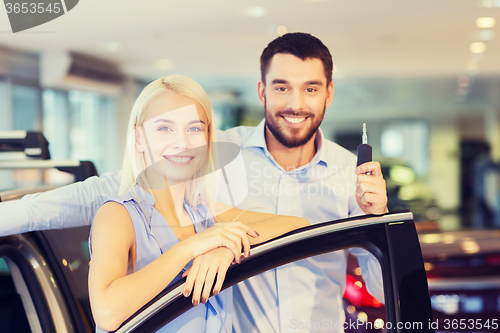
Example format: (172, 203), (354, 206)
(1, 0), (499, 231)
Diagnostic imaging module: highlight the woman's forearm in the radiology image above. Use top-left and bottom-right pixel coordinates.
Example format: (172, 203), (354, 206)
(90, 242), (192, 331)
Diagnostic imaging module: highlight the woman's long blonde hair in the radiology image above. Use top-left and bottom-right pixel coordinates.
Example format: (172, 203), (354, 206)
(119, 75), (218, 217)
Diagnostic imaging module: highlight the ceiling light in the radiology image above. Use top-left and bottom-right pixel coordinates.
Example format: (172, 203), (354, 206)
(97, 41), (123, 53)
(241, 7), (268, 17)
(481, 0), (494, 7)
(480, 30), (496, 40)
(476, 17), (496, 28)
(155, 59), (174, 70)
(480, 0), (500, 7)
(276, 25), (288, 36)
(106, 42), (121, 52)
(470, 42), (487, 53)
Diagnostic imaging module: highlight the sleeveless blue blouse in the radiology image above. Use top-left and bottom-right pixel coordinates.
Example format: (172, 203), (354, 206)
(92, 185), (232, 333)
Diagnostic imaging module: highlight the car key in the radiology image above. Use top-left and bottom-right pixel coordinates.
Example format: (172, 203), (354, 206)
(357, 123), (372, 173)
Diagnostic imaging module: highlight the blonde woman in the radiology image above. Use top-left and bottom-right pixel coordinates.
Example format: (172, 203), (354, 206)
(89, 75), (309, 332)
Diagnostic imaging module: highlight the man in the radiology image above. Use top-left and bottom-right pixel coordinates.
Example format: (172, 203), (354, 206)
(0, 33), (387, 332)
(216, 33), (387, 333)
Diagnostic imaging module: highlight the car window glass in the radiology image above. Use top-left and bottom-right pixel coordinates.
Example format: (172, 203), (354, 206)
(41, 227), (94, 326)
(344, 248), (386, 332)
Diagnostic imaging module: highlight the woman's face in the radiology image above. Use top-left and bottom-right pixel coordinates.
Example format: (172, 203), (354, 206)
(136, 90), (209, 186)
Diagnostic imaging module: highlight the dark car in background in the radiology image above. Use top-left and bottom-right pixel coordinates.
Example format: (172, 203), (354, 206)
(421, 229), (500, 331)
(343, 227), (500, 332)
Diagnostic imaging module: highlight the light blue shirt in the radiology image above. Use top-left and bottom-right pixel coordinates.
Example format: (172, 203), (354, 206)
(0, 120), (384, 333)
(216, 120), (384, 333)
(91, 185), (232, 333)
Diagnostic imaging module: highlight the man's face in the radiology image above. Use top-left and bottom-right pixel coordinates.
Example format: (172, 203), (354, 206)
(258, 53), (334, 148)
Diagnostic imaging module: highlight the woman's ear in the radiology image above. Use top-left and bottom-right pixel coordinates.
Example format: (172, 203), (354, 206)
(135, 127), (146, 153)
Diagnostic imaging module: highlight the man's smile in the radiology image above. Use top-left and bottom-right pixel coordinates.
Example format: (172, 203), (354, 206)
(281, 115), (309, 127)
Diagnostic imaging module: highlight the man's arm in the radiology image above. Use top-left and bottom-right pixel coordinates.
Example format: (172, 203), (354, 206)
(348, 162), (386, 303)
(349, 247), (385, 303)
(0, 170), (121, 236)
(214, 201), (310, 245)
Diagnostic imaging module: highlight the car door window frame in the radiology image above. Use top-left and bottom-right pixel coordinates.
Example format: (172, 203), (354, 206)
(0, 234), (75, 332)
(115, 212), (434, 333)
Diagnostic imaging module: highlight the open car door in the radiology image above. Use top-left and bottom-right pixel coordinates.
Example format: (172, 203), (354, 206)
(115, 212), (434, 333)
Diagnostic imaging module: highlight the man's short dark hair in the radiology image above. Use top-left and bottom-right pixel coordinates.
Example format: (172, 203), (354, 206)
(260, 32), (334, 84)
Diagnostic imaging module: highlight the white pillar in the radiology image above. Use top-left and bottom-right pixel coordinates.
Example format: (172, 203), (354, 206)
(485, 107), (500, 162)
(428, 118), (461, 229)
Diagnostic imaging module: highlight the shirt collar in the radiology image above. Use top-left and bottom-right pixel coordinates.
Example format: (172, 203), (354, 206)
(311, 127), (329, 167)
(242, 119), (329, 168)
(242, 118), (267, 149)
(133, 183), (209, 228)
(134, 183), (197, 211)
(133, 183), (156, 207)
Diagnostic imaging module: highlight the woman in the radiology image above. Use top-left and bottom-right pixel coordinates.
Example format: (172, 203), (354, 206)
(89, 75), (309, 332)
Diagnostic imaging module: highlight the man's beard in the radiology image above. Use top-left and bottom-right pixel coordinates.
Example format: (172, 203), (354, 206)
(264, 97), (326, 149)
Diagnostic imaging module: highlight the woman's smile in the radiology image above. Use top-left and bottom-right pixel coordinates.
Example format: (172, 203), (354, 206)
(163, 154), (196, 165)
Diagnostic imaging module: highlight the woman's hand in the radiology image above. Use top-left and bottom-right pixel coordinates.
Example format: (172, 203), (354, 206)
(183, 221), (259, 263)
(181, 247), (234, 306)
